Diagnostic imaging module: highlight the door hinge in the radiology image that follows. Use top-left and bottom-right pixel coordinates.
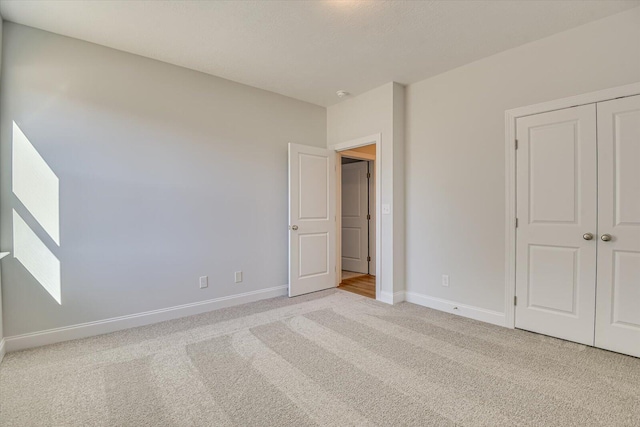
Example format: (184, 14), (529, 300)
(367, 256), (371, 262)
(514, 296), (517, 306)
(515, 139), (518, 150)
(367, 172), (371, 179)
(515, 218), (519, 228)
(367, 214), (371, 220)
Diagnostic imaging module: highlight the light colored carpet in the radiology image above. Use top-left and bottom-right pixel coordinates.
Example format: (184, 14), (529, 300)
(1, 289), (639, 426)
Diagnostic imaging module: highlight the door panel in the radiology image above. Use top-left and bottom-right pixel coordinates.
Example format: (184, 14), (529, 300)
(528, 122), (579, 223)
(299, 154), (329, 219)
(515, 104), (597, 345)
(289, 143), (336, 297)
(341, 161), (369, 274)
(528, 245), (578, 315)
(595, 95), (640, 357)
(341, 228), (362, 259)
(299, 233), (329, 277)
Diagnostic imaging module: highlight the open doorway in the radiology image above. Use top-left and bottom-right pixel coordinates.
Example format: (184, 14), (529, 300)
(287, 135), (382, 300)
(337, 144), (376, 299)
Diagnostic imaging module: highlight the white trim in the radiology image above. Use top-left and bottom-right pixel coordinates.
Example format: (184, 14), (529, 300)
(379, 292), (393, 304)
(506, 82), (640, 119)
(4, 285), (287, 353)
(405, 292), (505, 327)
(332, 134), (381, 152)
(504, 82), (640, 329)
(331, 134), (383, 303)
(504, 108), (517, 330)
(339, 150), (375, 161)
(0, 254), (9, 364)
(379, 291), (405, 305)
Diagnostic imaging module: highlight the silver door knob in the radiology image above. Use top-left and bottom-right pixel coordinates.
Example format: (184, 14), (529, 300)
(583, 233), (593, 241)
(291, 225), (298, 231)
(601, 234), (612, 242)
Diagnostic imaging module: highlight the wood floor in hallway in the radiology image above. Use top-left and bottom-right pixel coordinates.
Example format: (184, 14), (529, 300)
(339, 274), (375, 299)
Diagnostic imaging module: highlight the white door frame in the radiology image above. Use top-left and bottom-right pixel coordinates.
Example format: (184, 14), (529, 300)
(504, 82), (640, 329)
(331, 134), (382, 301)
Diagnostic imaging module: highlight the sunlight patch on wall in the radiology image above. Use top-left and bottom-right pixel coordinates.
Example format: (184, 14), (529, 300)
(13, 210), (61, 304)
(12, 121), (60, 245)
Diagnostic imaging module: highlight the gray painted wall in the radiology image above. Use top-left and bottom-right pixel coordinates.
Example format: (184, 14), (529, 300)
(405, 8), (640, 313)
(0, 23), (326, 337)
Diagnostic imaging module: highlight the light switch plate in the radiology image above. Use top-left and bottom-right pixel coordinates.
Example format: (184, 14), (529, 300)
(382, 204), (391, 215)
(234, 271), (243, 283)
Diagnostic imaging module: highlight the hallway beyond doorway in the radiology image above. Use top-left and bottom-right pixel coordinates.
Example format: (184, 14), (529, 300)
(339, 272), (375, 299)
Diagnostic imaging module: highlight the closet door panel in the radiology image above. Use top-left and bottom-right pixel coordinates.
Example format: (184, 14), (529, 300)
(595, 94), (640, 358)
(515, 104), (598, 345)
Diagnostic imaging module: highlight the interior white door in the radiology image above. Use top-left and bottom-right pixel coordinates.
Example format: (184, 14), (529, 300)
(288, 143), (336, 297)
(515, 104), (598, 345)
(595, 94), (640, 358)
(341, 161), (369, 274)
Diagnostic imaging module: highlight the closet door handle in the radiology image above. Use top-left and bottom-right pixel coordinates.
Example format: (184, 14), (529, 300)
(583, 233), (594, 241)
(600, 234), (612, 242)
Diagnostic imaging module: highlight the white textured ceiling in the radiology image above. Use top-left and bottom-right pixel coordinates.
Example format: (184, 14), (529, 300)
(0, 0), (638, 106)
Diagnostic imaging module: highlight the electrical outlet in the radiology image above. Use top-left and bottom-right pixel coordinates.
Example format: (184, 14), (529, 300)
(234, 271), (243, 283)
(442, 275), (449, 287)
(199, 276), (208, 289)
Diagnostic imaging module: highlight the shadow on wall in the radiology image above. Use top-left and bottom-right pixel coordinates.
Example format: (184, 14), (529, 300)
(12, 121), (61, 304)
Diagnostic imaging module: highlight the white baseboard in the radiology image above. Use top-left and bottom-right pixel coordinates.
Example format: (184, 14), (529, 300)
(404, 291), (506, 327)
(5, 285), (288, 353)
(378, 291), (406, 305)
(0, 338), (6, 364)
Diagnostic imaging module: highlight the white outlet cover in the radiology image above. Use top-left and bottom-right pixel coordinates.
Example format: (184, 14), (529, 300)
(199, 276), (208, 289)
(382, 204), (391, 215)
(442, 275), (449, 287)
(234, 271), (243, 283)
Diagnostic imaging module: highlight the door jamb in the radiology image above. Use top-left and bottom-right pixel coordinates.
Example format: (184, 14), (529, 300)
(331, 134), (382, 301)
(504, 82), (640, 329)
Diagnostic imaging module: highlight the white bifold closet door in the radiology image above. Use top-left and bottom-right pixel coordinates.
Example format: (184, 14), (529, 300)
(515, 94), (640, 357)
(594, 95), (640, 358)
(515, 104), (598, 346)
